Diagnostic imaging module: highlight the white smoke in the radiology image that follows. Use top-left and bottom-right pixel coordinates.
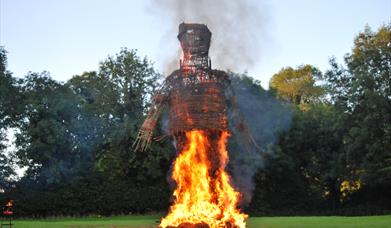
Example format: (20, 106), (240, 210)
(147, 0), (269, 74)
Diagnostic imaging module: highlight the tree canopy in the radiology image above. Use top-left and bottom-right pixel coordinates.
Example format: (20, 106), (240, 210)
(269, 64), (324, 106)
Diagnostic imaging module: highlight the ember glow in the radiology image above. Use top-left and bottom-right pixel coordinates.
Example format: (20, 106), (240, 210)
(160, 130), (247, 228)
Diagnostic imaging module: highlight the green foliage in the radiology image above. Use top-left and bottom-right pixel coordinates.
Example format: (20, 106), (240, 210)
(249, 104), (346, 214)
(249, 24), (391, 215)
(269, 64), (324, 106)
(0, 48), (173, 216)
(11, 174), (170, 217)
(0, 47), (18, 190)
(98, 48), (160, 120)
(14, 72), (87, 183)
(66, 49), (172, 181)
(324, 24), (391, 186)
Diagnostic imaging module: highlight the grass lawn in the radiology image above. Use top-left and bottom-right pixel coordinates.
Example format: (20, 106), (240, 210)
(8, 215), (391, 228)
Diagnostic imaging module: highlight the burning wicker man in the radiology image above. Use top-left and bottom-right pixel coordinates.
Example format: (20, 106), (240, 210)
(134, 23), (257, 228)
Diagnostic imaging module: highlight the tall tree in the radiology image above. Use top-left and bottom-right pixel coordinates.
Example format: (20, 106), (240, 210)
(0, 47), (17, 190)
(68, 49), (171, 181)
(98, 48), (160, 122)
(324, 24), (391, 186)
(14, 72), (88, 184)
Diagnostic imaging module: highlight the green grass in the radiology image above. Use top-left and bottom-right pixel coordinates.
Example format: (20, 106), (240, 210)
(248, 216), (391, 228)
(7, 215), (391, 228)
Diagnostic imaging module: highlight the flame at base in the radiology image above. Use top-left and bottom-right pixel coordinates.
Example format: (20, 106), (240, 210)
(160, 130), (247, 228)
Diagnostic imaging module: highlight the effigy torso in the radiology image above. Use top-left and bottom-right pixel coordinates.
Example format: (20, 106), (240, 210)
(166, 69), (230, 135)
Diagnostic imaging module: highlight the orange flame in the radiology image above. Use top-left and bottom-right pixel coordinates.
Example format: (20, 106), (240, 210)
(160, 130), (247, 228)
(6, 200), (13, 208)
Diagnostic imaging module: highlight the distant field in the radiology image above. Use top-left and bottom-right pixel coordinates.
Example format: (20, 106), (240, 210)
(8, 215), (391, 228)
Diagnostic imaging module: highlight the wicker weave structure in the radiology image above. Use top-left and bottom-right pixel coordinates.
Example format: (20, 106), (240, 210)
(134, 23), (255, 151)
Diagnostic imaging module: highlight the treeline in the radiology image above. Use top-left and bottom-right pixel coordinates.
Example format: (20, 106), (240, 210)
(0, 24), (390, 217)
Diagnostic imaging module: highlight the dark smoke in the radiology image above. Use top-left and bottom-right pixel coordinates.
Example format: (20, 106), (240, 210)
(228, 73), (294, 205)
(147, 0), (269, 73)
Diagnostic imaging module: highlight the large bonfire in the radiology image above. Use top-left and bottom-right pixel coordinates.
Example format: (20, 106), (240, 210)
(160, 130), (247, 228)
(134, 23), (253, 228)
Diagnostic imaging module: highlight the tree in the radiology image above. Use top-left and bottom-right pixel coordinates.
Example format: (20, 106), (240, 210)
(98, 48), (160, 121)
(0, 47), (19, 190)
(250, 103), (347, 214)
(66, 71), (123, 177)
(13, 71), (97, 185)
(269, 65), (324, 107)
(87, 48), (172, 181)
(65, 50), (173, 215)
(323, 24), (391, 212)
(6, 49), (174, 216)
(325, 24), (391, 186)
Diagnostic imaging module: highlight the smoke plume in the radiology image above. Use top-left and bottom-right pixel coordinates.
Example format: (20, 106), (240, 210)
(147, 0), (268, 73)
(149, 0), (289, 206)
(228, 73), (294, 205)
